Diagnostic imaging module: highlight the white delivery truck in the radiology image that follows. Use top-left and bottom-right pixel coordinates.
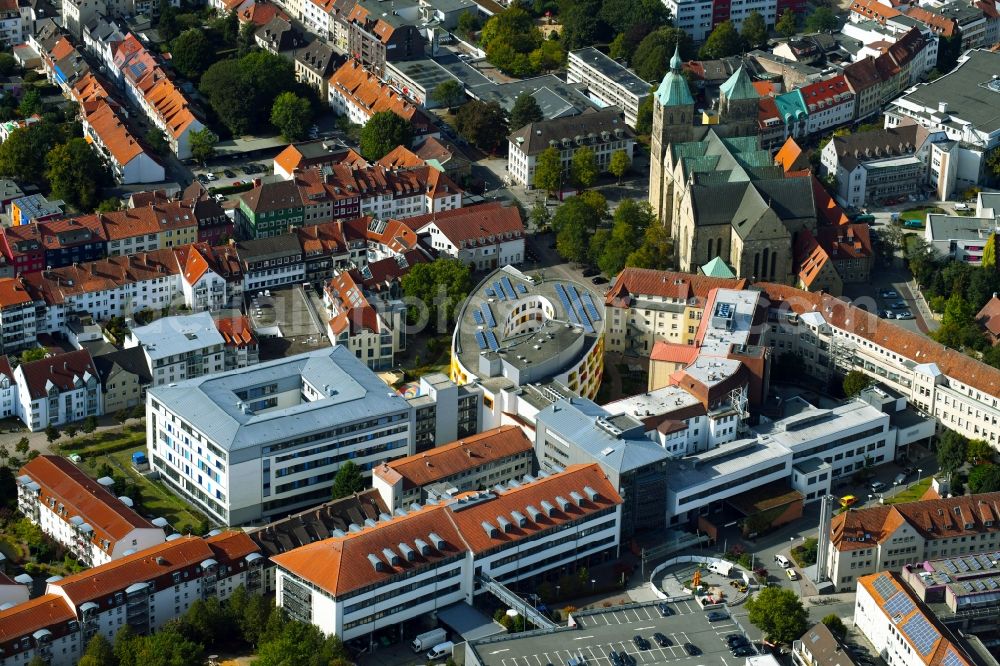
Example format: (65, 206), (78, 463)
(412, 628), (447, 653)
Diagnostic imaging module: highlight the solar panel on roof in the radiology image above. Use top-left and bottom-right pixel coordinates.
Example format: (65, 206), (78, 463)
(962, 581), (974, 592)
(493, 281), (506, 301)
(555, 284), (580, 325)
(975, 580), (987, 591)
(501, 276), (516, 299)
(989, 578), (999, 590)
(884, 592), (915, 619)
(967, 557), (981, 571)
(901, 614), (940, 656)
(943, 560), (958, 574)
(957, 559), (970, 572)
(485, 288), (494, 297)
(474, 331), (487, 350)
(484, 330), (499, 351)
(482, 303), (496, 328)
(516, 284), (528, 294)
(942, 649), (964, 666)
(873, 573), (897, 600)
(472, 311), (484, 325)
(566, 284), (594, 333)
(582, 292), (601, 321)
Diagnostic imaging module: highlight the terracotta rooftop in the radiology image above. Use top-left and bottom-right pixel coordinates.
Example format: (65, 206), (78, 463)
(214, 314), (258, 347)
(85, 101), (152, 168)
(975, 295), (1000, 338)
(402, 202), (524, 248)
(606, 268), (745, 308)
(376, 426), (533, 489)
(0, 594), (74, 648)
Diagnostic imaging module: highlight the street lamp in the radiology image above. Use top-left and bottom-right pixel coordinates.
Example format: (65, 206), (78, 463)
(917, 468), (923, 484)
(591, 579), (596, 594)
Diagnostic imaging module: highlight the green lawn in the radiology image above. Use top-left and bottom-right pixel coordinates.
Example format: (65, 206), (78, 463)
(899, 207), (945, 223)
(80, 448), (205, 534)
(886, 478), (932, 505)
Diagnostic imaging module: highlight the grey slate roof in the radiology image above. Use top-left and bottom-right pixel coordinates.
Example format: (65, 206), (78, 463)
(508, 107), (633, 156)
(536, 398), (670, 474)
(148, 347), (411, 453)
(236, 234), (304, 262)
(93, 346), (153, 386)
(129, 312), (224, 362)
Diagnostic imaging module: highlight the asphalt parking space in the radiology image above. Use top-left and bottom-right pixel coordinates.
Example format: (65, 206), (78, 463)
(478, 602), (757, 666)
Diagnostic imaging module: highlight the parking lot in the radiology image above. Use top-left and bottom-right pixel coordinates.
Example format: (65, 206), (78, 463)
(472, 600), (761, 666)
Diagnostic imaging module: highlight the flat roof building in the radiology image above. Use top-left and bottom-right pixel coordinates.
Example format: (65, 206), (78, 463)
(567, 47), (652, 129)
(125, 311), (227, 386)
(146, 346), (415, 525)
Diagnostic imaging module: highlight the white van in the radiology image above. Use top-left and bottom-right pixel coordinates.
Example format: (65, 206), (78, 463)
(774, 554), (791, 568)
(894, 472), (907, 485)
(427, 642), (455, 660)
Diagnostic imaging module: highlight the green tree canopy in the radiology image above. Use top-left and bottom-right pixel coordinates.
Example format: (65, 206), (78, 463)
(741, 11), (769, 49)
(571, 146), (598, 189)
(776, 9), (798, 38)
(552, 193), (607, 263)
(270, 91), (313, 142)
(359, 111), (413, 160)
(745, 586), (810, 644)
(822, 614), (847, 640)
(46, 137), (111, 212)
(610, 23), (656, 63)
(145, 128), (169, 156)
(189, 127), (218, 166)
(400, 258), (472, 330)
(700, 20), (744, 59)
(967, 439), (994, 465)
(170, 29), (216, 81)
(330, 461), (365, 500)
(509, 92), (544, 130)
(982, 232), (997, 270)
(534, 146), (563, 195)
(609, 149), (630, 183)
(433, 79), (466, 108)
(937, 430), (969, 475)
(480, 7), (564, 76)
(599, 0), (671, 35)
(18, 88), (42, 117)
(805, 6), (839, 32)
(454, 100), (509, 154)
(968, 464), (1000, 494)
(0, 52), (18, 76)
(199, 51), (303, 136)
(558, 0), (608, 49)
(457, 10), (483, 40)
(843, 370), (872, 397)
(0, 122), (64, 186)
(631, 27), (694, 82)
(199, 59), (254, 135)
(592, 199), (654, 276)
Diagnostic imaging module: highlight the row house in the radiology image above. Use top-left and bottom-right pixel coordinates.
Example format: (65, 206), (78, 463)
(0, 278), (37, 354)
(294, 39), (339, 101)
(176, 242), (243, 312)
(82, 17), (127, 72)
(843, 28), (929, 120)
(39, 34), (90, 94)
(301, 0), (334, 40)
(82, 100), (166, 184)
(327, 60), (436, 138)
(16, 455), (165, 566)
(296, 218), (355, 283)
(404, 201), (526, 271)
(12, 349), (101, 431)
(0, 0), (24, 48)
(344, 0), (425, 75)
(0, 533), (262, 666)
(215, 314), (259, 369)
(0, 215), (108, 274)
(323, 268), (403, 369)
(101, 199), (200, 256)
(0, 358), (15, 419)
(234, 234), (305, 292)
(114, 34), (204, 159)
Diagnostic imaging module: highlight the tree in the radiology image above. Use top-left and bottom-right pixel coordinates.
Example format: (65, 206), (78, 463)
(599, 0), (671, 35)
(509, 93), (544, 131)
(144, 128), (169, 156)
(45, 424), (59, 444)
(636, 93), (653, 135)
(330, 461), (365, 500)
(741, 11), (768, 49)
(0, 52), (18, 76)
(0, 122), (64, 186)
(20, 347), (47, 363)
(400, 258), (472, 329)
(454, 100), (508, 153)
(822, 614), (847, 641)
(98, 197), (122, 213)
(16, 437), (29, 457)
(594, 199), (653, 275)
(552, 193), (606, 263)
(80, 633), (115, 666)
(359, 111), (413, 160)
(986, 147), (1000, 183)
(805, 6), (839, 32)
(967, 439), (994, 465)
(631, 27), (694, 82)
(609, 149), (630, 184)
(480, 7), (561, 76)
(457, 10), (482, 40)
(571, 146), (598, 189)
(937, 430), (969, 475)
(270, 92), (313, 142)
(63, 424), (78, 440)
(558, 0), (607, 49)
(170, 29), (215, 81)
(533, 146), (563, 195)
(46, 138), (111, 211)
(529, 201), (551, 230)
(200, 50), (300, 136)
(189, 128), (218, 166)
(18, 88), (42, 118)
(936, 28), (963, 74)
(968, 464), (1000, 494)
(82, 415), (98, 434)
(432, 79), (465, 109)
(745, 586), (809, 644)
(237, 20), (258, 56)
(776, 9), (798, 38)
(982, 232), (997, 270)
(157, 0), (181, 42)
(700, 20), (744, 59)
(843, 370), (872, 397)
(200, 59), (252, 135)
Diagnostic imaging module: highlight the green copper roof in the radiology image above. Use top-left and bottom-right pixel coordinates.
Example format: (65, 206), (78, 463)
(701, 256), (735, 278)
(774, 90), (807, 123)
(655, 45), (694, 108)
(719, 66), (759, 102)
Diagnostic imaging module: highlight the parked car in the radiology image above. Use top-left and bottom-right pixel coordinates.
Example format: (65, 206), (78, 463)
(882, 310), (895, 319)
(732, 646), (757, 657)
(706, 611), (728, 622)
(608, 650), (623, 666)
(592, 276), (608, 285)
(895, 311), (914, 320)
(653, 633), (672, 647)
(582, 267), (599, 277)
(880, 289), (898, 298)
(684, 644), (701, 656)
(727, 635), (749, 648)
(633, 635), (650, 651)
(871, 481), (887, 493)
(223, 168), (236, 178)
(197, 173), (209, 183)
(890, 301), (906, 309)
(205, 172), (217, 181)
(786, 568), (800, 581)
(657, 603), (674, 617)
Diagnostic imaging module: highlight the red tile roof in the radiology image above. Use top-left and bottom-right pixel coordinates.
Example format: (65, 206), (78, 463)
(20, 455), (157, 551)
(774, 137), (810, 173)
(377, 145), (425, 170)
(402, 202), (524, 248)
(650, 341), (700, 365)
(905, 6), (956, 36)
(798, 75), (853, 112)
(817, 223), (873, 260)
(16, 349), (98, 401)
(0, 276), (36, 308)
(794, 228), (833, 289)
(849, 0), (901, 22)
(272, 464), (621, 597)
(976, 296), (1000, 338)
(0, 594), (75, 648)
(376, 426), (533, 489)
(329, 61), (434, 133)
(606, 268), (745, 308)
(85, 101), (153, 168)
(214, 315), (258, 347)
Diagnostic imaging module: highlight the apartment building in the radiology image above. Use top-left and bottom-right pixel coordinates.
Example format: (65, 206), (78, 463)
(407, 371), (481, 454)
(323, 269), (403, 369)
(0, 278), (37, 354)
(234, 235), (306, 292)
(12, 349), (101, 431)
(0, 533), (262, 666)
(177, 242), (243, 312)
(792, 623), (858, 666)
(0, 356), (15, 418)
(327, 60), (436, 136)
(215, 315), (260, 369)
(343, 0), (426, 75)
(662, 0), (805, 40)
(855, 572), (974, 666)
(372, 426), (534, 510)
(566, 48), (651, 129)
(16, 455), (165, 566)
(272, 464), (621, 640)
(92, 347), (152, 414)
(826, 492), (1000, 591)
(294, 39), (338, 100)
(507, 108), (635, 189)
(81, 101), (165, 184)
(0, 0), (23, 47)
(124, 311), (228, 387)
(924, 214), (999, 265)
(145, 347), (415, 525)
(405, 202), (526, 271)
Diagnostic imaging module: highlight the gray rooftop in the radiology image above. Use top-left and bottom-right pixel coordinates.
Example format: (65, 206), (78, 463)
(508, 107), (632, 155)
(891, 50), (1000, 139)
(129, 312), (224, 362)
(386, 58), (461, 94)
(537, 398), (670, 474)
(149, 346), (411, 452)
(569, 47), (652, 95)
(926, 214), (999, 241)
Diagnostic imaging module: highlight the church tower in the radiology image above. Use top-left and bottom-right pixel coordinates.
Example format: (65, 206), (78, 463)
(717, 66), (760, 138)
(649, 45), (695, 223)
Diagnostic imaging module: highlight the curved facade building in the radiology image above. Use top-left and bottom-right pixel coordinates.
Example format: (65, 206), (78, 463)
(450, 266), (605, 428)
